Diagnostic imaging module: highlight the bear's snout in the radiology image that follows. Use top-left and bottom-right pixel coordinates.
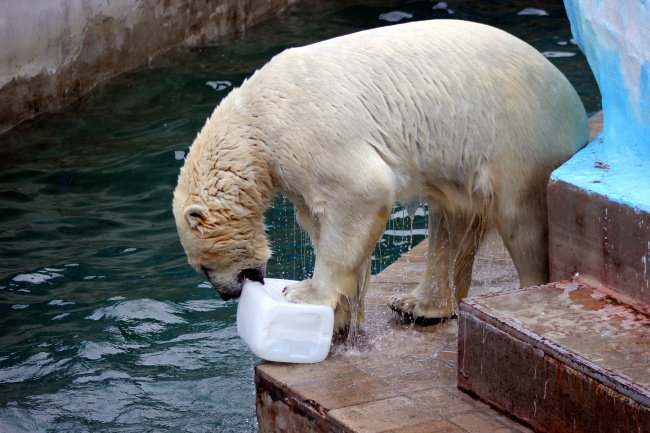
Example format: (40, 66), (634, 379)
(205, 272), (244, 301)
(203, 266), (265, 301)
(204, 271), (243, 300)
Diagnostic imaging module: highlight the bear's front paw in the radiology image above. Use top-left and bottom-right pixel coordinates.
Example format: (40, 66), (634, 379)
(388, 294), (456, 324)
(284, 279), (351, 334)
(283, 279), (334, 307)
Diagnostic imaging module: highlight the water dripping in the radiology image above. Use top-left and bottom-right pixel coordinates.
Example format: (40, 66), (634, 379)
(373, 237), (384, 275)
(288, 196), (298, 277)
(347, 256), (372, 347)
(405, 199), (421, 251)
(404, 198), (421, 221)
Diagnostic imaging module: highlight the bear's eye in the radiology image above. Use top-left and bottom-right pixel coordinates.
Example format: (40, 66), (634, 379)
(190, 212), (203, 219)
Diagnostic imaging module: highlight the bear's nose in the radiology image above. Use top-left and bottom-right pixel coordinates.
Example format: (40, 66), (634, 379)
(213, 284), (243, 300)
(208, 280), (243, 300)
(218, 291), (236, 301)
(202, 269), (244, 300)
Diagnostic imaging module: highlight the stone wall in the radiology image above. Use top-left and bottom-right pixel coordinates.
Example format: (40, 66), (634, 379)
(0, 0), (298, 134)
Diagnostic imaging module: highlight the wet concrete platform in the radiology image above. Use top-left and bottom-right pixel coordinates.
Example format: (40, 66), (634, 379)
(458, 279), (650, 432)
(255, 235), (534, 433)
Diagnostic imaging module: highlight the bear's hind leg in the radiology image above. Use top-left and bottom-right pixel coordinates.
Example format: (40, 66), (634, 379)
(389, 202), (486, 321)
(497, 195), (549, 288)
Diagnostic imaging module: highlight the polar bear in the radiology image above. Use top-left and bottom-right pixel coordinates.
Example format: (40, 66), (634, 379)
(173, 20), (589, 332)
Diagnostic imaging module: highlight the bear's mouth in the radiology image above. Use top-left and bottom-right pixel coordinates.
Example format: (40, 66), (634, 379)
(240, 267), (265, 285)
(203, 266), (265, 301)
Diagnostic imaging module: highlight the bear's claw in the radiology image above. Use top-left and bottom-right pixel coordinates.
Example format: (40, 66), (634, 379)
(389, 303), (451, 325)
(387, 294), (456, 324)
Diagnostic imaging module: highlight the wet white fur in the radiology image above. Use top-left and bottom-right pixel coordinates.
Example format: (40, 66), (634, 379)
(173, 20), (589, 331)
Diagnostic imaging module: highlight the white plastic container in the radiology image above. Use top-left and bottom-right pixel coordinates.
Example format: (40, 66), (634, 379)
(236, 278), (334, 363)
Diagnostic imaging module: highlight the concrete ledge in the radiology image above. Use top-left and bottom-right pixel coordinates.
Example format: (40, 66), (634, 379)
(0, 0), (297, 134)
(548, 179), (650, 304)
(548, 110), (649, 305)
(458, 281), (650, 433)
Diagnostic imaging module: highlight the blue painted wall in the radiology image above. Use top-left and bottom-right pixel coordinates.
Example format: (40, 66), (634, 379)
(554, 0), (650, 212)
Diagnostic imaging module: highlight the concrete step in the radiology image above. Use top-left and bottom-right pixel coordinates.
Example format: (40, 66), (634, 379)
(458, 278), (650, 433)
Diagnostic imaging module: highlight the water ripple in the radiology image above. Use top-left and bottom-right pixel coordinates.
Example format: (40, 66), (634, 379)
(0, 352), (72, 384)
(86, 299), (186, 324)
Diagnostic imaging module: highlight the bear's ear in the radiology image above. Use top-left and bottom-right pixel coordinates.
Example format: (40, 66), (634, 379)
(184, 204), (208, 234)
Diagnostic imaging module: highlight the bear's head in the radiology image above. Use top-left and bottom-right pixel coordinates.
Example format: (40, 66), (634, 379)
(173, 111), (273, 300)
(173, 199), (270, 300)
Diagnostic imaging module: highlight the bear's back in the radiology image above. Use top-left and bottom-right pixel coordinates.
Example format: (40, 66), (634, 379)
(235, 20), (588, 193)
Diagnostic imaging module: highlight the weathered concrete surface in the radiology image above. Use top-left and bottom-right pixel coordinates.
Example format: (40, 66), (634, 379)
(458, 280), (650, 433)
(548, 178), (650, 304)
(549, 110), (650, 304)
(256, 236), (533, 433)
(0, 0), (298, 134)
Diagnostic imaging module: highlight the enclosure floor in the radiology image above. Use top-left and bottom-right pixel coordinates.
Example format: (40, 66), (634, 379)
(256, 235), (533, 433)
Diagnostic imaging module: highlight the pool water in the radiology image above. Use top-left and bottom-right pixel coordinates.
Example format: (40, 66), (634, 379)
(0, 1), (599, 432)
